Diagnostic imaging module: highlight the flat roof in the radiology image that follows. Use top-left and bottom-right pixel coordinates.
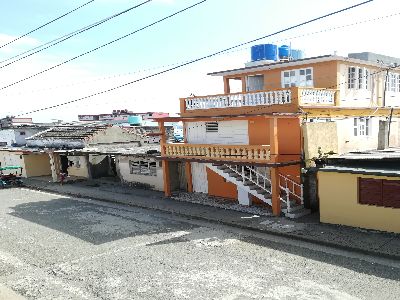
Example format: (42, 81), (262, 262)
(207, 54), (386, 77)
(319, 166), (400, 177)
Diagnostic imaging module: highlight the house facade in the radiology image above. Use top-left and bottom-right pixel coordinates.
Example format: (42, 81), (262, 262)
(318, 151), (400, 233)
(157, 51), (400, 218)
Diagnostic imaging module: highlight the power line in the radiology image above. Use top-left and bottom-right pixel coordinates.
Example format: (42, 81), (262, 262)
(3, 10), (399, 99)
(0, 0), (96, 49)
(13, 0), (373, 117)
(0, 0), (208, 92)
(0, 0), (153, 69)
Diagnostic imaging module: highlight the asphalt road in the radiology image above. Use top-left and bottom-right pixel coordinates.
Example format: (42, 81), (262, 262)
(0, 188), (399, 300)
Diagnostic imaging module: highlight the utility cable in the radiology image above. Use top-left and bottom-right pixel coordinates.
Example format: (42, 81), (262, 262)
(0, 0), (152, 69)
(12, 0), (373, 117)
(0, 0), (207, 92)
(3, 10), (399, 98)
(0, 0), (95, 49)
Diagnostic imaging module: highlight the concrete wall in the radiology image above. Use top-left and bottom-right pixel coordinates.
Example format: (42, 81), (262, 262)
(88, 126), (141, 145)
(302, 122), (339, 163)
(117, 155), (163, 191)
(0, 151), (26, 177)
(23, 153), (52, 177)
(318, 171), (400, 233)
(13, 128), (44, 146)
(67, 155), (90, 178)
(0, 130), (16, 146)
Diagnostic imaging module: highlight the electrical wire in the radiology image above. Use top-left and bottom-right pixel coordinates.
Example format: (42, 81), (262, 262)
(0, 0), (153, 69)
(10, 0), (374, 117)
(3, 9), (399, 99)
(0, 0), (95, 49)
(0, 0), (208, 92)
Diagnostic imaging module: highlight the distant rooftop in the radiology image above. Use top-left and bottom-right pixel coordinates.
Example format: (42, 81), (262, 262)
(27, 125), (108, 141)
(348, 52), (400, 66)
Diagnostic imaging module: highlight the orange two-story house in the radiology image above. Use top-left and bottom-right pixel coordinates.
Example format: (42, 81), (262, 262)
(157, 49), (400, 218)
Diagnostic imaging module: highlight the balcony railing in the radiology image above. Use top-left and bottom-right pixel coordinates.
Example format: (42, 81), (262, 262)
(181, 87), (337, 111)
(162, 143), (270, 162)
(300, 88), (335, 105)
(184, 89), (291, 111)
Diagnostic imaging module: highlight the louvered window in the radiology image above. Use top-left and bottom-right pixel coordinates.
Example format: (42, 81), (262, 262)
(205, 122), (218, 133)
(358, 178), (400, 208)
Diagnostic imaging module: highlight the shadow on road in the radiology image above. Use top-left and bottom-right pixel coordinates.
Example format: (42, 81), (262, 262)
(9, 197), (199, 245)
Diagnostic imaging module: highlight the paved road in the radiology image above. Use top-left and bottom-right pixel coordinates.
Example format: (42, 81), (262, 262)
(0, 189), (399, 300)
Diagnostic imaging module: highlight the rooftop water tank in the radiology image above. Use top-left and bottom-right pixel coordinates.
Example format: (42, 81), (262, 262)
(251, 44), (278, 61)
(278, 45), (290, 59)
(291, 49), (304, 60)
(128, 115), (142, 126)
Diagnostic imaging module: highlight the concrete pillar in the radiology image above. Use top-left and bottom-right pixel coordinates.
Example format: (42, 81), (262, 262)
(48, 152), (61, 182)
(378, 120), (389, 150)
(237, 187), (252, 206)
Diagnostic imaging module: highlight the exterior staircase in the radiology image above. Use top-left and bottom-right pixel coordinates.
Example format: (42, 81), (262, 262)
(208, 163), (310, 219)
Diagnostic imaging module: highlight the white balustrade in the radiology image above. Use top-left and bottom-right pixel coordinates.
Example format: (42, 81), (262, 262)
(300, 89), (335, 105)
(185, 90), (292, 110)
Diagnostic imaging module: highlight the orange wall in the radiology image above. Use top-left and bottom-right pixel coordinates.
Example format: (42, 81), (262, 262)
(277, 118), (301, 155)
(206, 167), (237, 200)
(248, 119), (270, 145)
(227, 60), (339, 90)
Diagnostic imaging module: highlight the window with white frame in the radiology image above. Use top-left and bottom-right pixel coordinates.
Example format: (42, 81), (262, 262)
(348, 66), (370, 90)
(353, 117), (370, 136)
(282, 67), (313, 88)
(129, 159), (157, 176)
(386, 72), (400, 92)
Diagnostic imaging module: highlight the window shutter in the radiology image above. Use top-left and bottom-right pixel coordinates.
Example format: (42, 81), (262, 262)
(358, 178), (383, 206)
(382, 180), (400, 208)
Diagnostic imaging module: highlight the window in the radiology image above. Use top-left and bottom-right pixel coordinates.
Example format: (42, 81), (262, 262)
(205, 122), (218, 132)
(19, 131), (26, 136)
(386, 72), (400, 92)
(282, 67), (313, 88)
(353, 117), (370, 136)
(129, 159), (157, 176)
(348, 67), (370, 90)
(358, 178), (400, 208)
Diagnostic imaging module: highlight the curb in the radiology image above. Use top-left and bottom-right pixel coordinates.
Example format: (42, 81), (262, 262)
(24, 184), (400, 261)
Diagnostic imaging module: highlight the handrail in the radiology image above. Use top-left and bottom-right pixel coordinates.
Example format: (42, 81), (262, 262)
(225, 164), (272, 195)
(278, 173), (304, 211)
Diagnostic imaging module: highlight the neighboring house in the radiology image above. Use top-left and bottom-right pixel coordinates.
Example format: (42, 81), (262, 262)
(0, 148), (51, 178)
(0, 125), (50, 147)
(318, 150), (400, 233)
(156, 50), (400, 218)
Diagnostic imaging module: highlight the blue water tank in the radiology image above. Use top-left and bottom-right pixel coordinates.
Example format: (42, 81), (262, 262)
(278, 45), (290, 59)
(251, 45), (265, 61)
(251, 44), (278, 61)
(128, 115), (142, 125)
(264, 44), (278, 61)
(291, 49), (304, 60)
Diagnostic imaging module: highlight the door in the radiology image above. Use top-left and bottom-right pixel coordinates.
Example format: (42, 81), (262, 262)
(191, 162), (208, 193)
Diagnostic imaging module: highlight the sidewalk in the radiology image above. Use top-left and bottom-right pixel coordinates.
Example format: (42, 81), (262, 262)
(23, 177), (400, 260)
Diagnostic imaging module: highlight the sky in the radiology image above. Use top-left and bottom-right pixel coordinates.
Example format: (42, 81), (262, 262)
(0, 0), (399, 122)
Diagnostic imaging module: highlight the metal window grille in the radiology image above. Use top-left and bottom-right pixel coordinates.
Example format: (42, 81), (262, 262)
(205, 122), (218, 132)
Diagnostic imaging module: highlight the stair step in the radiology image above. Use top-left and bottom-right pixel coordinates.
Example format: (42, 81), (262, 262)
(284, 208), (311, 219)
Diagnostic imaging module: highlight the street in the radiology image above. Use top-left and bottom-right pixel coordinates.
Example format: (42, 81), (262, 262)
(0, 188), (399, 300)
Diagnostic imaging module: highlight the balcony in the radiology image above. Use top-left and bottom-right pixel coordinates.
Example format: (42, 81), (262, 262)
(180, 87), (338, 116)
(162, 143), (270, 163)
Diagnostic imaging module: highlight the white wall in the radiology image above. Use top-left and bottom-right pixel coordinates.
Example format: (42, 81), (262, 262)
(336, 117), (379, 153)
(0, 130), (16, 146)
(186, 120), (249, 145)
(338, 63), (378, 107)
(0, 151), (26, 177)
(117, 155), (164, 191)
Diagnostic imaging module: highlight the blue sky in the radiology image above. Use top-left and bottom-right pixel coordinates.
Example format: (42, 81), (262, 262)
(0, 0), (399, 121)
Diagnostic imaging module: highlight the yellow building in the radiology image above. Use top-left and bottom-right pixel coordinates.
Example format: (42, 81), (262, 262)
(318, 150), (400, 233)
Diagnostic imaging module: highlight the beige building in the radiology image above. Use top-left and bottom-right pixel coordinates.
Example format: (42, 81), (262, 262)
(318, 150), (400, 233)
